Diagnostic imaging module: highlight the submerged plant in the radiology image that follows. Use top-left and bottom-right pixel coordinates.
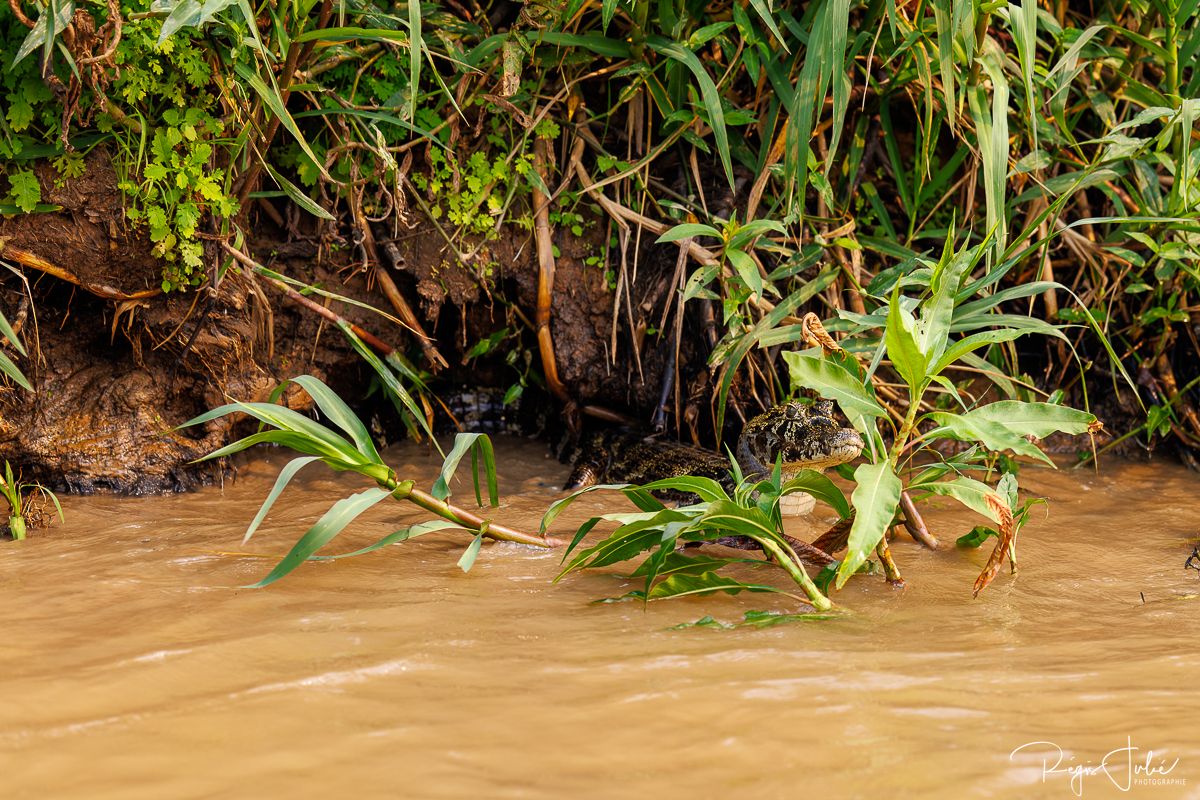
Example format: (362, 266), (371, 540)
(544, 462), (854, 611)
(0, 461), (63, 541)
(183, 375), (554, 585)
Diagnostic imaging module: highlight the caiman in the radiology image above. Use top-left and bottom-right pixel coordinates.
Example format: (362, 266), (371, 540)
(564, 399), (865, 516)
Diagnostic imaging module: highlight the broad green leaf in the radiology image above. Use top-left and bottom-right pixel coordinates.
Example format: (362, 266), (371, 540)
(248, 487), (393, 587)
(630, 550), (753, 579)
(558, 509), (691, 576)
(636, 521), (693, 598)
(647, 571), (799, 601)
(157, 0), (238, 43)
(637, 476), (730, 503)
(920, 239), (981, 366)
(697, 500), (779, 542)
(726, 247), (763, 298)
(6, 170), (41, 214)
(921, 476), (1006, 524)
(928, 328), (1030, 378)
(779, 469), (851, 519)
(956, 526), (998, 548)
(655, 223), (722, 243)
(885, 285), (926, 394)
(783, 351), (887, 432)
(836, 461), (901, 587)
(964, 401), (1097, 438)
(925, 412), (1053, 465)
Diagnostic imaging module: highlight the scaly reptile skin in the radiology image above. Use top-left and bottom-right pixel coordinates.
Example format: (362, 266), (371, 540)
(564, 400), (865, 506)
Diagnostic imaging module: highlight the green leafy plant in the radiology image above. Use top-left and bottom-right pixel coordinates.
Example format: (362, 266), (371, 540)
(411, 145), (533, 238)
(785, 233), (1100, 596)
(548, 230), (1100, 611)
(106, 12), (241, 291)
(182, 374), (556, 585)
(544, 461), (853, 611)
(0, 460), (63, 540)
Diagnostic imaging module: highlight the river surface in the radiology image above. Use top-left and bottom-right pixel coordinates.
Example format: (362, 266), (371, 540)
(2, 438), (1199, 799)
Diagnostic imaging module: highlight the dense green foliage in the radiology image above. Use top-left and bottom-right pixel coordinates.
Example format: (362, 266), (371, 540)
(3, 0), (1197, 421)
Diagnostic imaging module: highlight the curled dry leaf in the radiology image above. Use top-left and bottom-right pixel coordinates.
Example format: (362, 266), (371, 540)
(973, 492), (1017, 597)
(801, 312), (843, 355)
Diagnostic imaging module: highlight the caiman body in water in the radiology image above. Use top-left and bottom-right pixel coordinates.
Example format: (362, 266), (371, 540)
(564, 400), (865, 511)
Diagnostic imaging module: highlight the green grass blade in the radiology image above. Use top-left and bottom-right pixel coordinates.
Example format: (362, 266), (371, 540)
(0, 307), (27, 357)
(431, 433), (498, 506)
(247, 487), (393, 587)
(457, 534), (483, 572)
(966, 50), (1010, 265)
(234, 62), (331, 183)
(747, 0), (788, 48)
(406, 0), (421, 122)
(194, 429), (351, 463)
(263, 163), (335, 220)
(290, 375), (382, 464)
(242, 455), (322, 545)
(0, 348), (32, 391)
(646, 35), (734, 190)
(311, 520), (460, 560)
(1008, 0), (1039, 150)
(336, 321), (438, 451)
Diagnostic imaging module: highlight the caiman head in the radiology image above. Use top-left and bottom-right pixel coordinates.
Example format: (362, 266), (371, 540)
(735, 399), (865, 478)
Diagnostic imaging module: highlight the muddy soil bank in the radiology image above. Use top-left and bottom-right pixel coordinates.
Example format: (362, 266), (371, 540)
(0, 152), (710, 493)
(0, 153), (385, 492)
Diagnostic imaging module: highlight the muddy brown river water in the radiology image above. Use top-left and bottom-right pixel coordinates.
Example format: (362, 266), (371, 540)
(2, 438), (1199, 799)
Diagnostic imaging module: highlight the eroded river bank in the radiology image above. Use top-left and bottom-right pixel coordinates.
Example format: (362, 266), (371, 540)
(3, 438), (1199, 799)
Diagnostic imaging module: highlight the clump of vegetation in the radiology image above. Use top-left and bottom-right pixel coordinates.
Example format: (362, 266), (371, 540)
(0, 460), (63, 540)
(548, 233), (1099, 609)
(181, 375), (556, 585)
